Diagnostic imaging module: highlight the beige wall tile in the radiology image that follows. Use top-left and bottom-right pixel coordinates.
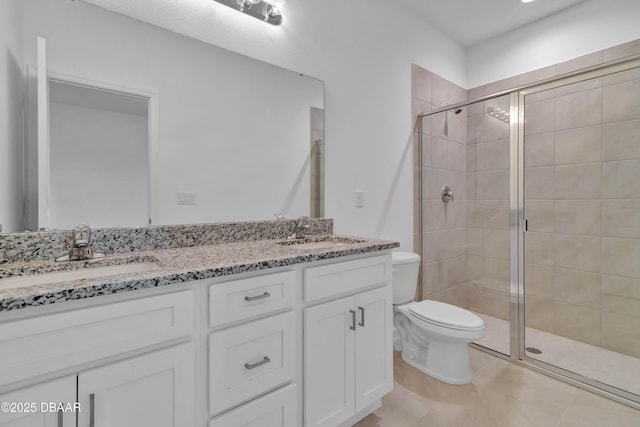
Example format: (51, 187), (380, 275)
(482, 257), (510, 285)
(467, 100), (484, 117)
(603, 66), (640, 86)
(602, 312), (640, 358)
(482, 229), (509, 260)
(420, 134), (432, 167)
(603, 119), (640, 161)
(466, 228), (483, 256)
(525, 232), (555, 266)
(526, 264), (554, 299)
(555, 77), (602, 97)
(482, 170), (509, 200)
(602, 199), (640, 238)
(525, 200), (554, 233)
(554, 268), (601, 309)
(561, 387), (640, 426)
(525, 166), (554, 200)
(602, 159), (640, 198)
(602, 274), (640, 319)
(555, 163), (601, 199)
(467, 113), (483, 146)
(467, 86), (485, 100)
(525, 132), (554, 167)
(556, 51), (604, 75)
(448, 141), (467, 171)
(603, 78), (640, 123)
(422, 199), (444, 231)
(554, 302), (601, 346)
(555, 88), (603, 131)
(482, 200), (510, 230)
(554, 126), (602, 164)
(468, 284), (509, 320)
(526, 88), (556, 103)
(554, 234), (601, 273)
(466, 255), (483, 281)
(602, 237), (640, 280)
(443, 199), (466, 229)
(466, 200), (483, 228)
(554, 200), (601, 236)
(525, 296), (555, 332)
(525, 98), (556, 135)
(431, 73), (448, 107)
(604, 39), (640, 61)
(412, 64), (432, 103)
(423, 260), (447, 296)
(516, 65), (556, 87)
(431, 137), (448, 169)
(446, 255), (468, 286)
(480, 140), (509, 171)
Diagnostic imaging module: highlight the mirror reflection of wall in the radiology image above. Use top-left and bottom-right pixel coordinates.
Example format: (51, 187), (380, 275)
(0, 0), (324, 233)
(48, 81), (149, 229)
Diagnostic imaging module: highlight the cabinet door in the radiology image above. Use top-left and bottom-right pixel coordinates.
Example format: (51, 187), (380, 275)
(304, 296), (355, 427)
(77, 343), (194, 427)
(354, 285), (393, 412)
(0, 376), (75, 427)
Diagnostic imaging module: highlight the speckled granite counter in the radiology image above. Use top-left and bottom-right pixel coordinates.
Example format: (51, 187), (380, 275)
(0, 235), (398, 312)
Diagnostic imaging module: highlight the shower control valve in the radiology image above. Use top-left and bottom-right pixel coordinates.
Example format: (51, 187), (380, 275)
(442, 185), (454, 203)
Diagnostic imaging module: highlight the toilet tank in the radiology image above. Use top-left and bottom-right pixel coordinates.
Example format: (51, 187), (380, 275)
(391, 251), (421, 304)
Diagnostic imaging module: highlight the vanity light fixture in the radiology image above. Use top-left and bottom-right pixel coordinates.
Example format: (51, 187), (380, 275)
(214, 0), (283, 25)
(521, 0), (535, 3)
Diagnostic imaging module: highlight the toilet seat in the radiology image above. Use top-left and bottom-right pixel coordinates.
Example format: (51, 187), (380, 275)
(408, 300), (484, 331)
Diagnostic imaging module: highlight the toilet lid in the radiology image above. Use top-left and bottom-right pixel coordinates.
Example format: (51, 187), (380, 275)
(409, 300), (484, 330)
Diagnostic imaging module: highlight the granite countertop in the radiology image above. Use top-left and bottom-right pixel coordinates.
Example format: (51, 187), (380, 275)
(0, 235), (398, 312)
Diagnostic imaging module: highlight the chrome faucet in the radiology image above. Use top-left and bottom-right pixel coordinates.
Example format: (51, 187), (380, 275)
(287, 217), (311, 240)
(56, 224), (105, 261)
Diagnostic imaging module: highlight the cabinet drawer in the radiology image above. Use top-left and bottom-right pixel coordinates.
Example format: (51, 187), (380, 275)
(0, 290), (194, 388)
(209, 271), (295, 328)
(209, 311), (296, 416)
(208, 384), (297, 427)
(304, 255), (391, 302)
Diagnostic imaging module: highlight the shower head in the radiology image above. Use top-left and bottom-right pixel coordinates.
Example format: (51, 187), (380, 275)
(454, 108), (462, 114)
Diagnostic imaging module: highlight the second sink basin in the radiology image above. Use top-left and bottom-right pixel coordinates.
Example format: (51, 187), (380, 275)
(0, 262), (160, 290)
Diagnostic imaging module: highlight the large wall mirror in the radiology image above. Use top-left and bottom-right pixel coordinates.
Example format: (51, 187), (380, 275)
(0, 0), (324, 233)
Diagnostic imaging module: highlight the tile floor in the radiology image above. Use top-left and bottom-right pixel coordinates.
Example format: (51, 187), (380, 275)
(354, 350), (640, 427)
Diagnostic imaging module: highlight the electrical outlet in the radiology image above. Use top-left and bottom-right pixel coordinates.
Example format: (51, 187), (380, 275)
(355, 190), (364, 208)
(177, 192), (196, 205)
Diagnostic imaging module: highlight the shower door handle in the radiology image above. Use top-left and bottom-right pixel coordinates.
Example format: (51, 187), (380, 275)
(349, 310), (356, 331)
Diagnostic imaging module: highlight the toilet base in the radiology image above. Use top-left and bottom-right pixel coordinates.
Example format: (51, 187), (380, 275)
(400, 340), (472, 385)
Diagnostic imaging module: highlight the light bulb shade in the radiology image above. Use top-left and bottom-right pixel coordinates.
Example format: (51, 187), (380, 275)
(214, 0), (283, 25)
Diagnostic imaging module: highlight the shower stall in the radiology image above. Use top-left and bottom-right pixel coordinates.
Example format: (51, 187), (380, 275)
(417, 55), (640, 406)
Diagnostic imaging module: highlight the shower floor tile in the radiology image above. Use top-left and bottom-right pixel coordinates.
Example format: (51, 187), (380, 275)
(473, 312), (640, 396)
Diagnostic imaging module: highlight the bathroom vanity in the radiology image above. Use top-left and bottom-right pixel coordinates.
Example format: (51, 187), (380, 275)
(0, 221), (398, 427)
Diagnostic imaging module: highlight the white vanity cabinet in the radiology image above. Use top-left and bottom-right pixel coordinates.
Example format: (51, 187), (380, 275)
(0, 377), (76, 427)
(207, 271), (298, 427)
(0, 290), (196, 427)
(77, 343), (195, 427)
(303, 256), (393, 427)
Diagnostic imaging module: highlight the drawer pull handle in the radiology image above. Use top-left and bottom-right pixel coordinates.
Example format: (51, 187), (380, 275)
(57, 408), (63, 427)
(349, 310), (356, 331)
(244, 292), (271, 302)
(89, 393), (95, 427)
(245, 356), (271, 370)
(358, 306), (365, 327)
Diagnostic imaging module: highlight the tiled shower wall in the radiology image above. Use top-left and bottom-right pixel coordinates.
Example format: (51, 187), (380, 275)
(523, 66), (640, 358)
(412, 38), (640, 357)
(411, 65), (468, 304)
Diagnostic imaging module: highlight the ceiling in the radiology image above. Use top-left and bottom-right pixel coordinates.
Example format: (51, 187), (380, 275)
(395, 0), (588, 48)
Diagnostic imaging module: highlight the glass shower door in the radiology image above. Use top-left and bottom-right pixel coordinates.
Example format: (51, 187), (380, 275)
(521, 64), (640, 401)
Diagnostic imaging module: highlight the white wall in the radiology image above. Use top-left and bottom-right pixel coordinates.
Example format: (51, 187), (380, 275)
(81, 0), (468, 250)
(49, 102), (148, 229)
(467, 0), (640, 88)
(0, 0), (24, 233)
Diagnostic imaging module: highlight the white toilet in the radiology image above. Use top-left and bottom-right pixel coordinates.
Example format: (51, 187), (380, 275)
(392, 251), (485, 385)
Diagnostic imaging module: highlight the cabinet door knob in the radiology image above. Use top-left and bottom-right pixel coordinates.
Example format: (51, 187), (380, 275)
(358, 306), (365, 327)
(244, 356), (271, 370)
(244, 292), (271, 302)
(349, 310), (356, 331)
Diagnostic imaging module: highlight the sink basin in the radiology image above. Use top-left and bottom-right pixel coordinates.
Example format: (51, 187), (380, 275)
(0, 262), (160, 290)
(276, 235), (366, 250)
